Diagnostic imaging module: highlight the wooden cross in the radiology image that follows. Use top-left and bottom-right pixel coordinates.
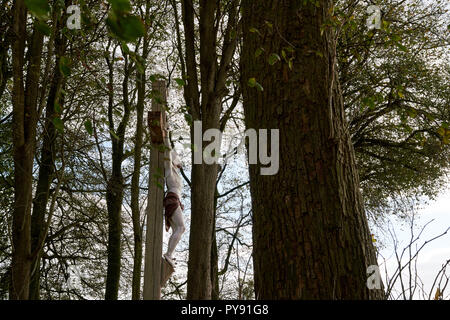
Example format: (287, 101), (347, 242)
(143, 80), (174, 300)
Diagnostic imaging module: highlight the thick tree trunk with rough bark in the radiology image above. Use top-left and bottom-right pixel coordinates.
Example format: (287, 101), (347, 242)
(240, 0), (384, 299)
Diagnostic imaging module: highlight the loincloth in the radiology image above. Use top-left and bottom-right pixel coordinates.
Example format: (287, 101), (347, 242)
(163, 192), (184, 230)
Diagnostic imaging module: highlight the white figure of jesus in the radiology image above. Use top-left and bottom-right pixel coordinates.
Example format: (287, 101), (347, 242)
(163, 135), (185, 268)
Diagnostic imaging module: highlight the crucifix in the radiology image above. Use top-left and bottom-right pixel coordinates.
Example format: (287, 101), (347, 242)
(143, 80), (176, 300)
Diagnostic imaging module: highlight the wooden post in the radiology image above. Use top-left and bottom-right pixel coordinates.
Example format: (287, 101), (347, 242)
(143, 80), (167, 300)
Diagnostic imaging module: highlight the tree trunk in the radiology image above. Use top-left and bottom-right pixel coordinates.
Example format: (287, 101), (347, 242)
(130, 66), (146, 301)
(181, 0), (239, 299)
(130, 1), (153, 298)
(210, 187), (220, 300)
(240, 0), (384, 299)
(105, 172), (123, 300)
(29, 14), (66, 299)
(187, 161), (218, 299)
(29, 65), (63, 300)
(104, 56), (131, 300)
(130, 115), (144, 299)
(0, 29), (11, 100)
(181, 0), (217, 299)
(10, 0), (44, 300)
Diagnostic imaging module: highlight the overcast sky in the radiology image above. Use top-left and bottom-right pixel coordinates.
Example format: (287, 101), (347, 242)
(378, 187), (450, 299)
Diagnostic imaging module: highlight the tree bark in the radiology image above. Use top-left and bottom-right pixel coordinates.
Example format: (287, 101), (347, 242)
(130, 1), (154, 299)
(181, 0), (239, 300)
(105, 173), (123, 300)
(210, 189), (219, 300)
(10, 1), (44, 300)
(29, 12), (66, 300)
(188, 160), (218, 299)
(240, 0), (384, 299)
(104, 53), (131, 300)
(28, 66), (62, 300)
(130, 80), (144, 300)
(130, 47), (149, 301)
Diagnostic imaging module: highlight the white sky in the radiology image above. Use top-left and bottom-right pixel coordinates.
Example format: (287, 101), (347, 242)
(378, 187), (450, 299)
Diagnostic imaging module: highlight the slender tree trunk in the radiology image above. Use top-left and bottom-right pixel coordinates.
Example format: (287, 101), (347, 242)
(130, 1), (153, 299)
(188, 161), (218, 299)
(210, 213), (219, 299)
(104, 55), (131, 300)
(0, 37), (11, 99)
(105, 171), (124, 300)
(10, 0), (44, 300)
(130, 64), (146, 301)
(187, 99), (221, 299)
(29, 13), (66, 299)
(29, 69), (62, 300)
(181, 0), (239, 299)
(240, 0), (384, 299)
(181, 0), (216, 299)
(0, 3), (12, 100)
(210, 188), (220, 300)
(130, 102), (144, 300)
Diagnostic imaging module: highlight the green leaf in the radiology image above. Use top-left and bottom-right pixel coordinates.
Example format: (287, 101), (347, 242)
(248, 78), (264, 92)
(114, 108), (122, 117)
(59, 56), (71, 77)
(425, 113), (435, 121)
(84, 120), (93, 135)
(118, 15), (145, 42)
(362, 97), (375, 110)
(407, 108), (417, 118)
(288, 58), (294, 70)
(395, 42), (408, 52)
(36, 21), (51, 36)
(107, 0), (131, 13)
(284, 46), (295, 53)
(52, 117), (64, 133)
(184, 113), (193, 125)
(268, 53), (281, 65)
(174, 78), (185, 87)
(255, 47), (264, 58)
(281, 49), (287, 61)
(106, 13), (145, 42)
(121, 43), (130, 54)
(249, 27), (261, 36)
(110, 129), (120, 141)
(54, 102), (62, 113)
(25, 0), (50, 19)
